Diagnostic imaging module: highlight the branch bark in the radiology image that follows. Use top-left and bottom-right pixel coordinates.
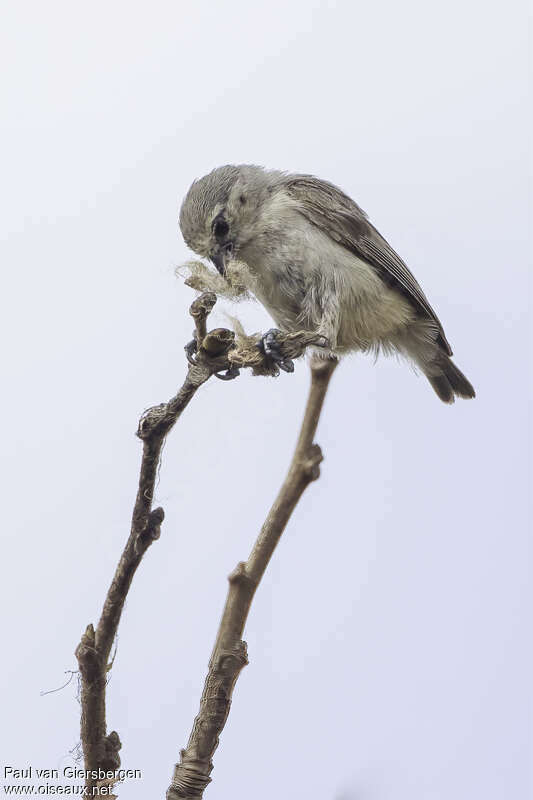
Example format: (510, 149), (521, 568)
(74, 292), (327, 796)
(167, 355), (338, 800)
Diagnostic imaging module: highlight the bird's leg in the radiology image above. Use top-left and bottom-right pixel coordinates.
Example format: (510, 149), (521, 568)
(260, 329), (295, 373)
(316, 294), (340, 354)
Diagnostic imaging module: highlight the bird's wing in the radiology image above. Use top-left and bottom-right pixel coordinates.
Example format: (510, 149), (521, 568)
(284, 174), (452, 355)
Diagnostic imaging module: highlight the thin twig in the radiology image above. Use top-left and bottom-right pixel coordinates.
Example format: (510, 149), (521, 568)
(167, 356), (338, 800)
(74, 292), (325, 796)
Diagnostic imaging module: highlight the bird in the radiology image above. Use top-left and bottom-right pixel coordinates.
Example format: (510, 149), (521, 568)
(179, 164), (475, 403)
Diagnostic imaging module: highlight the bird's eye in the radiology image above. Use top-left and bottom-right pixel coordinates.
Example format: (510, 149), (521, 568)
(213, 219), (229, 240)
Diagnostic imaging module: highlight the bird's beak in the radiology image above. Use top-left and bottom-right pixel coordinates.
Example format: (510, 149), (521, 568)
(210, 251), (226, 277)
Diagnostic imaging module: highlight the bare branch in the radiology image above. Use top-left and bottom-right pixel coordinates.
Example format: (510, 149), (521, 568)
(167, 356), (338, 800)
(74, 292), (324, 796)
(189, 292), (217, 343)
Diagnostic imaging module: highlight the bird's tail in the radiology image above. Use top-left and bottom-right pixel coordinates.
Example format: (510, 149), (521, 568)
(426, 355), (476, 404)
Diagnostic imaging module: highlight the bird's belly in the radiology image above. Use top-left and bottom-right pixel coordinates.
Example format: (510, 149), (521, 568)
(335, 287), (415, 351)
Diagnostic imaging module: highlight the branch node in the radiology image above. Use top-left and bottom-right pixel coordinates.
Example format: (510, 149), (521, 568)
(75, 624), (101, 679)
(300, 443), (324, 481)
(228, 561), (255, 588)
(217, 639), (249, 670)
(135, 506), (165, 554)
(137, 403), (168, 440)
(100, 731), (122, 772)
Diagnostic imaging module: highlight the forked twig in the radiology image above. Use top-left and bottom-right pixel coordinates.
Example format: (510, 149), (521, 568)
(74, 292), (329, 796)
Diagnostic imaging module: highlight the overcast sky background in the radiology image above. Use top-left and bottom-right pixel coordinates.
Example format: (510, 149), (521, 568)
(1, 2), (531, 799)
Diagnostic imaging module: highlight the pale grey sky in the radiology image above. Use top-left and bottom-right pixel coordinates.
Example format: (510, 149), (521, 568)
(1, 2), (531, 799)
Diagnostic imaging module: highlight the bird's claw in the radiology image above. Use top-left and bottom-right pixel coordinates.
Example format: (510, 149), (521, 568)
(186, 335), (239, 380)
(260, 328), (294, 373)
(185, 338), (199, 366)
(215, 365), (240, 381)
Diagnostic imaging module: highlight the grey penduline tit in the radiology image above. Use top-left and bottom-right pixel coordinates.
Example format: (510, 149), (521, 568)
(179, 164), (475, 403)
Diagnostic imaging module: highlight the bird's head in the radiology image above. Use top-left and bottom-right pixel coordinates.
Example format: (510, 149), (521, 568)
(179, 164), (276, 276)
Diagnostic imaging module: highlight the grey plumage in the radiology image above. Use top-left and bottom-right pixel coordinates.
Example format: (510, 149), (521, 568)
(179, 164), (475, 403)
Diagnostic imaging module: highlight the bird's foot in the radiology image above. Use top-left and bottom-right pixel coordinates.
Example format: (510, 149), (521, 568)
(260, 329), (294, 373)
(185, 338), (199, 366)
(186, 335), (240, 380)
(215, 364), (241, 381)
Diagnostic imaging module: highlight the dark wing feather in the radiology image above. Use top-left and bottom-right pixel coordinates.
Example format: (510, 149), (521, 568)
(284, 174), (452, 355)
